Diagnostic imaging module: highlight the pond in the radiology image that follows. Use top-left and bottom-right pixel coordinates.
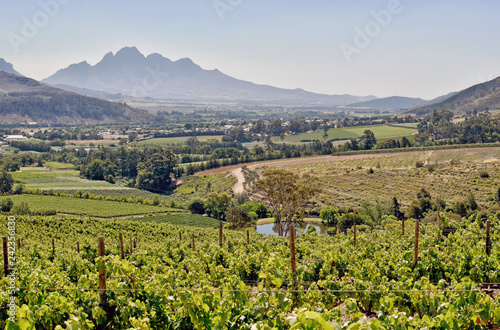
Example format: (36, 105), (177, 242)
(256, 221), (328, 236)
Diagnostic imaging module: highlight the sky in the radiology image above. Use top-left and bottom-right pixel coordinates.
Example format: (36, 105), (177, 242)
(1, 0), (499, 100)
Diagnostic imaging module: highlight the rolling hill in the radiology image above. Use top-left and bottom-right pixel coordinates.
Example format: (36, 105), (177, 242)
(347, 96), (426, 110)
(0, 71), (152, 124)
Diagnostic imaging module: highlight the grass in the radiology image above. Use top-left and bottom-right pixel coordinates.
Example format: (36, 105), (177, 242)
(272, 125), (416, 143)
(11, 169), (161, 199)
(135, 214), (220, 228)
(134, 135), (223, 146)
(45, 161), (75, 169)
(250, 148), (500, 211)
(8, 194), (184, 217)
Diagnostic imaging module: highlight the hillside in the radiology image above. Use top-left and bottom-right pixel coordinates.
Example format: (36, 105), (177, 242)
(43, 47), (376, 104)
(412, 76), (500, 115)
(0, 72), (152, 123)
(348, 96), (426, 110)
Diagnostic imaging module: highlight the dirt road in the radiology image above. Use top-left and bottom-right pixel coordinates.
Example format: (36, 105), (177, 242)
(231, 167), (245, 194)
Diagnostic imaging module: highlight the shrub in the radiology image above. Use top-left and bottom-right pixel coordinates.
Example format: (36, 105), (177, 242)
(12, 201), (30, 215)
(152, 196), (161, 206)
(136, 196), (144, 204)
(189, 199), (205, 215)
(13, 184), (24, 195)
(479, 171), (490, 178)
(320, 206), (339, 226)
(0, 198), (14, 212)
(82, 192), (90, 199)
(415, 161), (424, 168)
(226, 208), (255, 229)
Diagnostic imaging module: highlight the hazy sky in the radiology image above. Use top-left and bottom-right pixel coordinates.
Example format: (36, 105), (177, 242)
(1, 0), (499, 99)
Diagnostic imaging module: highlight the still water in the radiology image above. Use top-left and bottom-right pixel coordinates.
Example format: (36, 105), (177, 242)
(256, 221), (328, 236)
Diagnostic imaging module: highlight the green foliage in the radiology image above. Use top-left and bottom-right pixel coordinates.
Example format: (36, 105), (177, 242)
(337, 212), (368, 228)
(11, 201), (30, 215)
(239, 201), (269, 219)
(319, 206), (339, 226)
(135, 149), (177, 192)
(0, 198), (13, 212)
(189, 199), (205, 215)
(0, 170), (14, 194)
(204, 192), (232, 220)
(8, 194), (178, 217)
(226, 207), (255, 229)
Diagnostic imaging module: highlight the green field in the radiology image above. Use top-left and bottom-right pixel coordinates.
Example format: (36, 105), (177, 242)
(134, 135), (223, 146)
(12, 167), (161, 199)
(136, 213), (220, 228)
(272, 125), (416, 143)
(8, 194), (184, 217)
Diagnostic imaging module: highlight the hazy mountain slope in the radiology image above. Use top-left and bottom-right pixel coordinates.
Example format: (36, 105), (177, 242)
(0, 59), (22, 76)
(412, 77), (500, 115)
(348, 96), (426, 110)
(43, 47), (375, 104)
(0, 72), (151, 124)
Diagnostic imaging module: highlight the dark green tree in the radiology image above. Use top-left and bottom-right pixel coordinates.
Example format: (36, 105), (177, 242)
(0, 171), (14, 194)
(135, 150), (177, 192)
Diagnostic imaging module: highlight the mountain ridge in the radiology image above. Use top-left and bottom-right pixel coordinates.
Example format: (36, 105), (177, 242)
(43, 47), (376, 104)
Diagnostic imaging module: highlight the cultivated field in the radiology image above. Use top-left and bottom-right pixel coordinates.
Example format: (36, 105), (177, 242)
(8, 194), (182, 217)
(12, 167), (161, 199)
(134, 135), (223, 146)
(272, 124), (416, 143)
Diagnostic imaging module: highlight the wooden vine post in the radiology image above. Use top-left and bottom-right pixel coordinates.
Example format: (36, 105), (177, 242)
(76, 241), (80, 253)
(191, 234), (195, 251)
(98, 236), (106, 306)
(485, 220), (491, 256)
(335, 225), (338, 236)
(413, 220), (420, 266)
(290, 225), (296, 279)
(130, 237), (133, 256)
(3, 237), (8, 277)
(219, 220), (223, 247)
(52, 238), (55, 252)
(179, 231), (182, 243)
(353, 223), (357, 247)
(402, 219), (405, 236)
(119, 233), (124, 259)
(247, 230), (250, 244)
(17, 238), (21, 251)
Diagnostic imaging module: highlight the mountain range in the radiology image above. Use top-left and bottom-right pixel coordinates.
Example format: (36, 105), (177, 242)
(42, 47), (375, 104)
(0, 71), (151, 124)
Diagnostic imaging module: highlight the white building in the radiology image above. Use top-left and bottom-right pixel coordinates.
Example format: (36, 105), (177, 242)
(4, 135), (28, 141)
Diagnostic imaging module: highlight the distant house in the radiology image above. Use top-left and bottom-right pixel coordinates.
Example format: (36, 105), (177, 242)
(4, 135), (28, 141)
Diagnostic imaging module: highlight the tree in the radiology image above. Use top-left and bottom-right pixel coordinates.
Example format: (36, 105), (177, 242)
(0, 171), (14, 194)
(320, 206), (339, 226)
(189, 199), (205, 215)
(204, 192), (232, 220)
(496, 187), (500, 204)
(135, 149), (177, 192)
(390, 197), (404, 220)
(255, 169), (320, 236)
(466, 192), (478, 210)
(361, 130), (376, 150)
(226, 208), (255, 229)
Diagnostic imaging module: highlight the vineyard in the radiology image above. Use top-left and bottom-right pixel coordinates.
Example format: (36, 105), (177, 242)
(1, 214), (499, 329)
(7, 195), (181, 218)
